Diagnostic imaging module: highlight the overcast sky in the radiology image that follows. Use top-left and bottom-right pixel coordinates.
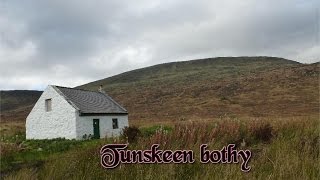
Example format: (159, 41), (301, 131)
(0, 0), (319, 90)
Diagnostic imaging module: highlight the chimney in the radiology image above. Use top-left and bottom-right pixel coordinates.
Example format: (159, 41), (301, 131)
(98, 85), (104, 93)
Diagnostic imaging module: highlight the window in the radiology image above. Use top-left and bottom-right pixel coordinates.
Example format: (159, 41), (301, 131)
(112, 118), (118, 129)
(45, 99), (52, 112)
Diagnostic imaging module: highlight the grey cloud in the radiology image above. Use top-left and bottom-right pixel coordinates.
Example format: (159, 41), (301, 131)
(0, 0), (319, 90)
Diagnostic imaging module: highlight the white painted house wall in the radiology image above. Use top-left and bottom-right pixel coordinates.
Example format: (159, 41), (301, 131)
(76, 115), (129, 139)
(26, 85), (129, 140)
(26, 86), (77, 139)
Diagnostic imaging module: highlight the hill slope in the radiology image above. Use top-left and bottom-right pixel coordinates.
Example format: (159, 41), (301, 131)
(1, 56), (318, 122)
(78, 56), (319, 122)
(0, 90), (42, 122)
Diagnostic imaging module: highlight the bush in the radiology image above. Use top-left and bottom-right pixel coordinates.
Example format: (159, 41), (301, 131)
(253, 123), (273, 143)
(82, 134), (93, 140)
(121, 126), (141, 143)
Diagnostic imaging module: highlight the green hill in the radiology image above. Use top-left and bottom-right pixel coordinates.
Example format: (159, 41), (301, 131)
(80, 56), (299, 86)
(77, 56), (319, 122)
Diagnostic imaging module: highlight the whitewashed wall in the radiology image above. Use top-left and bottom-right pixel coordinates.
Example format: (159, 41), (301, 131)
(76, 115), (129, 139)
(26, 85), (77, 139)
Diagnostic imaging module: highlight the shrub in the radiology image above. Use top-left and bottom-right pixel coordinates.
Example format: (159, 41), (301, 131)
(253, 123), (273, 143)
(82, 134), (93, 140)
(121, 126), (141, 143)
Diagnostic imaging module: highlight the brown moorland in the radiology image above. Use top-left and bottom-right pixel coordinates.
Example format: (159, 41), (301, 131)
(78, 56), (319, 123)
(1, 57), (319, 123)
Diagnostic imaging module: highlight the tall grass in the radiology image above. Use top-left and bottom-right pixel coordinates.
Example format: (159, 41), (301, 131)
(4, 117), (320, 179)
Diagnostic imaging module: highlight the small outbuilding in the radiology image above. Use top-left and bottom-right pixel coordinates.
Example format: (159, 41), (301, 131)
(26, 85), (129, 140)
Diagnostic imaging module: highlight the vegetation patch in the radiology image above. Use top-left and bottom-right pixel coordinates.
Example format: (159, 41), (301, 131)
(2, 116), (318, 179)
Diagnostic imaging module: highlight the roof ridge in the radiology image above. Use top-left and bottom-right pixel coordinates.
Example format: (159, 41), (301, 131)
(53, 85), (100, 93)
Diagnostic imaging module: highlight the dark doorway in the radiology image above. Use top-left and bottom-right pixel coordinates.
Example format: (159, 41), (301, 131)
(93, 119), (100, 139)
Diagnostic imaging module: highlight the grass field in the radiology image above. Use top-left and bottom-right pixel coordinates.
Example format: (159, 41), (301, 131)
(1, 115), (319, 179)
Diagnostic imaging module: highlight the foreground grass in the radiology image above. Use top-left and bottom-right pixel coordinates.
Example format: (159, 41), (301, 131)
(0, 136), (104, 175)
(2, 116), (320, 179)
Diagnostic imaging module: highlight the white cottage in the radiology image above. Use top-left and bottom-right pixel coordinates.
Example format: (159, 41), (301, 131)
(26, 85), (129, 140)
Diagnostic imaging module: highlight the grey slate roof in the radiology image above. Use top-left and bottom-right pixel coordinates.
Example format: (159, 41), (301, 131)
(52, 85), (127, 115)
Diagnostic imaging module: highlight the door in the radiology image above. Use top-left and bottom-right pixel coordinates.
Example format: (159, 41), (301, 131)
(93, 119), (100, 139)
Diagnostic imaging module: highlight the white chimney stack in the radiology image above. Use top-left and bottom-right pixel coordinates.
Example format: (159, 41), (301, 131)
(98, 85), (104, 93)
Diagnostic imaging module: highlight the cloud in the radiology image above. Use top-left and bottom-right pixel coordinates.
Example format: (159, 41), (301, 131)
(0, 0), (319, 90)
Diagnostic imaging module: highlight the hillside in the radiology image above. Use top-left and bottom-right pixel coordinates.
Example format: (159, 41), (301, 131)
(0, 90), (42, 122)
(78, 56), (319, 122)
(1, 56), (318, 122)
